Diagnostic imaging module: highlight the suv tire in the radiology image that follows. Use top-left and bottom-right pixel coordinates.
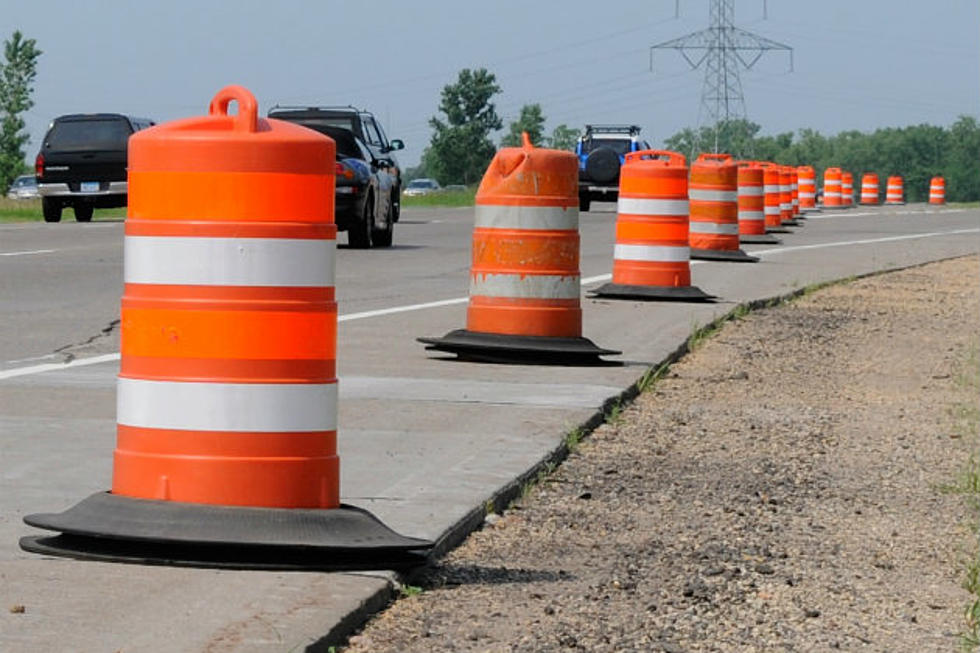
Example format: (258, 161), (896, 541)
(42, 197), (62, 223)
(372, 195), (394, 247)
(584, 147), (620, 185)
(74, 205), (94, 222)
(579, 195), (591, 212)
(348, 192), (374, 249)
(391, 185), (401, 223)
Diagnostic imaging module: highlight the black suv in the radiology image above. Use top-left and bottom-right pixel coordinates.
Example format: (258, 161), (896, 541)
(575, 124), (650, 212)
(35, 113), (154, 222)
(268, 105), (404, 248)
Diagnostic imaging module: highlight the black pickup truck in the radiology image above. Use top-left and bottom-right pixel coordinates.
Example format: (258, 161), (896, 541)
(35, 113), (154, 222)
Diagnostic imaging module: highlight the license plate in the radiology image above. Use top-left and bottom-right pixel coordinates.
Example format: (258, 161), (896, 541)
(80, 182), (99, 192)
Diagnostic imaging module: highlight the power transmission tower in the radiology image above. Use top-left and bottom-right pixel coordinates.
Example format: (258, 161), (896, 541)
(650, 0), (792, 156)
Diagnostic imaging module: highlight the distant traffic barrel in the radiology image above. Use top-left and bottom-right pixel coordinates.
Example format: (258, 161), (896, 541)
(592, 149), (711, 301)
(689, 153), (757, 262)
(763, 163), (786, 231)
(419, 133), (618, 362)
(929, 176), (945, 204)
(885, 175), (905, 204)
(841, 171), (854, 207)
(823, 167), (842, 208)
(737, 161), (779, 243)
(860, 173), (879, 205)
(790, 167), (801, 216)
(797, 165), (817, 212)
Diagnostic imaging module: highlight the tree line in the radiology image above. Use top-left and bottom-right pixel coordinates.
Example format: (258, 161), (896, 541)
(413, 68), (979, 203)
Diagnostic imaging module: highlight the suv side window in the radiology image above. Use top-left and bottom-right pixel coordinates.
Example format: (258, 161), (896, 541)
(361, 116), (383, 147)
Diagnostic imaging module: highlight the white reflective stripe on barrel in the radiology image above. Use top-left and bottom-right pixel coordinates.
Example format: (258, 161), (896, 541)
(799, 192), (816, 198)
(124, 236), (335, 287)
(764, 206), (781, 215)
(617, 197), (688, 216)
(613, 244), (690, 262)
(117, 378), (338, 432)
(474, 204), (578, 230)
(688, 189), (737, 202)
(862, 184), (877, 189)
(779, 185), (790, 192)
(825, 191), (841, 198)
(764, 185), (780, 194)
(470, 273), (580, 299)
(738, 210), (765, 221)
(736, 186), (763, 196)
(689, 221), (739, 235)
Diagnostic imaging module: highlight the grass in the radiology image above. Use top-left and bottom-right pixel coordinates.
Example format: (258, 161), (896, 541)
(955, 347), (980, 651)
(0, 197), (125, 223)
(400, 187), (476, 208)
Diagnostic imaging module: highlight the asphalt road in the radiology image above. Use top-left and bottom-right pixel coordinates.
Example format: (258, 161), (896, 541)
(1, 203), (978, 651)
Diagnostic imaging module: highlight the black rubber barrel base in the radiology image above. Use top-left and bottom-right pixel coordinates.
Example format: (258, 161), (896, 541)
(884, 201), (907, 205)
(766, 226), (793, 234)
(590, 282), (715, 302)
(819, 205), (852, 210)
(801, 208), (822, 214)
(739, 233), (781, 244)
(690, 248), (760, 263)
(781, 218), (802, 226)
(21, 492), (431, 571)
(418, 329), (620, 365)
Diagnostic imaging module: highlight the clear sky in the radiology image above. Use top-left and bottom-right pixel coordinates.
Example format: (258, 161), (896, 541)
(13, 0), (980, 168)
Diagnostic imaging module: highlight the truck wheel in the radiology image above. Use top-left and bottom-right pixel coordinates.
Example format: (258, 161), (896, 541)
(391, 186), (401, 223)
(372, 197), (394, 247)
(585, 147), (620, 184)
(348, 193), (374, 249)
(74, 205), (94, 222)
(579, 195), (591, 212)
(42, 198), (62, 223)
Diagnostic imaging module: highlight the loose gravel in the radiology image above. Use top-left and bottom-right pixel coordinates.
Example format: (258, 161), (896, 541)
(344, 256), (979, 653)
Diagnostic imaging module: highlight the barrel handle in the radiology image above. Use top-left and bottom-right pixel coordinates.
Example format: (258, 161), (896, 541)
(208, 85), (258, 133)
(624, 149), (686, 167)
(695, 152), (733, 163)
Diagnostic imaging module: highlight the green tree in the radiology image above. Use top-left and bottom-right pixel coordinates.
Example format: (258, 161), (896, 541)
(500, 103), (545, 147)
(546, 124), (579, 151)
(426, 68), (502, 185)
(0, 31), (41, 192)
(944, 116), (980, 203)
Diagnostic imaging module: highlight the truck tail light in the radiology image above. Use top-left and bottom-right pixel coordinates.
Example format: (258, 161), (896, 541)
(335, 161), (355, 181)
(35, 153), (44, 177)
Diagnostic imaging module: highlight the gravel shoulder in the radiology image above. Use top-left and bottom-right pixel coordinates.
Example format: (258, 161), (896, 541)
(344, 256), (980, 653)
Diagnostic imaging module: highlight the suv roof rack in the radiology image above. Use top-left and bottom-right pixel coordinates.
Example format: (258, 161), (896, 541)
(268, 104), (362, 113)
(584, 124), (641, 136)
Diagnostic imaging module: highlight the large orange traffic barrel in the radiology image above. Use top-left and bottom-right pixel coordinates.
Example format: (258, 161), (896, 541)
(737, 161), (779, 244)
(592, 149), (712, 301)
(790, 167), (803, 218)
(797, 165), (818, 212)
(822, 167), (843, 208)
(885, 175), (905, 204)
(689, 153), (757, 262)
(929, 176), (946, 204)
(860, 173), (879, 205)
(841, 171), (855, 207)
(419, 133), (618, 363)
(21, 86), (430, 569)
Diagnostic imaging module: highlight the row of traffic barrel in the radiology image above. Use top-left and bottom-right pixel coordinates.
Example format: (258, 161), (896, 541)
(15, 86), (946, 573)
(822, 169), (947, 207)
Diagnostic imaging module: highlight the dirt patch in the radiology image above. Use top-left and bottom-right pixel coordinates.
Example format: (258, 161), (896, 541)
(344, 256), (979, 653)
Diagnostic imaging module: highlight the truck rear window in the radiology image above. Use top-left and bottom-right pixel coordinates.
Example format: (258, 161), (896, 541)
(45, 119), (132, 152)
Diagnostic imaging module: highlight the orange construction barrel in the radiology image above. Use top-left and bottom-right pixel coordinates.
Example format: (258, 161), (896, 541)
(592, 149), (712, 301)
(21, 86), (431, 569)
(823, 167), (843, 208)
(763, 163), (789, 232)
(689, 153), (757, 262)
(797, 165), (818, 212)
(841, 171), (854, 207)
(419, 133), (619, 363)
(778, 166), (801, 226)
(737, 161), (780, 244)
(885, 175), (905, 204)
(861, 173), (879, 205)
(929, 176), (945, 204)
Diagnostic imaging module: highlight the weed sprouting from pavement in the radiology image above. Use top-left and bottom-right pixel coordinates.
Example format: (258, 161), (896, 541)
(399, 584), (424, 598)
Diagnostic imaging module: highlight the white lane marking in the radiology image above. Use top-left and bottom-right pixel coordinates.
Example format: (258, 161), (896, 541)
(3, 226), (978, 380)
(1, 249), (55, 257)
(0, 353), (121, 380)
